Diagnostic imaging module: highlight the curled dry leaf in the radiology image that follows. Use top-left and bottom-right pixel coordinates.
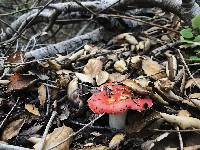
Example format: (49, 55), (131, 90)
(47, 60), (62, 71)
(165, 53), (177, 80)
(67, 78), (78, 101)
(128, 55), (142, 69)
(1, 119), (25, 141)
(83, 59), (103, 78)
(96, 71), (109, 86)
(75, 72), (94, 84)
(67, 78), (83, 107)
(38, 84), (46, 106)
(108, 73), (128, 82)
(6, 51), (24, 63)
(177, 110), (191, 117)
(25, 104), (40, 116)
(122, 79), (149, 95)
(114, 59), (127, 73)
(34, 126), (73, 150)
(7, 73), (37, 92)
(160, 113), (200, 129)
(155, 78), (174, 92)
(189, 93), (200, 109)
(109, 33), (138, 45)
(142, 58), (165, 80)
(185, 78), (200, 89)
(109, 133), (125, 149)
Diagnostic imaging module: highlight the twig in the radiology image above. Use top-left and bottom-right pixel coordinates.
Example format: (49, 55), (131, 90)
(73, 0), (96, 15)
(0, 98), (19, 129)
(48, 113), (105, 150)
(151, 129), (200, 132)
(151, 41), (179, 56)
(176, 48), (200, 89)
(176, 126), (183, 150)
(107, 14), (179, 34)
(46, 83), (51, 116)
(0, 144), (32, 150)
(38, 111), (57, 150)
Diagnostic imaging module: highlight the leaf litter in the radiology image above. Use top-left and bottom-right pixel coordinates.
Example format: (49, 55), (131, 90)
(0, 9), (200, 150)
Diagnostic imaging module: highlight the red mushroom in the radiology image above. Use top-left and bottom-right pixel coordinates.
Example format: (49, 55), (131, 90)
(88, 82), (153, 129)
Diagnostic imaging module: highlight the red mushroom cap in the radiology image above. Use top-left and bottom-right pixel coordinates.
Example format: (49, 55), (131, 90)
(88, 82), (153, 114)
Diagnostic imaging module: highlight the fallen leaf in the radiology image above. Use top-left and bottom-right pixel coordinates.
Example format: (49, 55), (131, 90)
(142, 58), (165, 80)
(177, 110), (191, 117)
(34, 126), (73, 150)
(75, 72), (94, 84)
(96, 71), (109, 86)
(7, 73), (37, 92)
(38, 84), (46, 106)
(108, 73), (128, 82)
(160, 113), (200, 129)
(25, 104), (40, 116)
(114, 59), (127, 73)
(1, 119), (25, 141)
(48, 60), (62, 71)
(185, 78), (200, 89)
(109, 133), (125, 149)
(122, 79), (149, 95)
(128, 56), (142, 69)
(6, 51), (24, 63)
(83, 59), (103, 78)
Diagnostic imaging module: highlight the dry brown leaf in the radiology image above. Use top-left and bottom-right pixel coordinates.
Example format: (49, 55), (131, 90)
(75, 72), (94, 84)
(122, 79), (149, 95)
(56, 69), (72, 75)
(155, 78), (174, 91)
(185, 78), (200, 89)
(160, 113), (200, 129)
(6, 51), (24, 63)
(48, 60), (62, 71)
(108, 73), (128, 82)
(25, 104), (40, 116)
(96, 71), (109, 86)
(7, 73), (37, 92)
(83, 59), (103, 78)
(189, 93), (200, 109)
(38, 84), (46, 106)
(165, 54), (177, 80)
(109, 33), (138, 45)
(67, 78), (83, 107)
(114, 59), (127, 73)
(1, 119), (25, 141)
(34, 126), (73, 150)
(142, 58), (165, 80)
(128, 56), (142, 69)
(177, 110), (191, 117)
(109, 133), (125, 149)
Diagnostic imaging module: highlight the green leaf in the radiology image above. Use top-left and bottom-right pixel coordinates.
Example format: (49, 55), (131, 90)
(192, 15), (200, 29)
(180, 28), (193, 38)
(189, 56), (200, 61)
(194, 49), (200, 53)
(194, 35), (200, 42)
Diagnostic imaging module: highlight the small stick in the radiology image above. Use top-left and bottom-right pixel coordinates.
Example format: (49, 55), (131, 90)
(38, 111), (57, 150)
(176, 126), (183, 150)
(48, 113), (105, 150)
(0, 143), (32, 150)
(176, 48), (200, 89)
(0, 98), (19, 129)
(46, 83), (51, 116)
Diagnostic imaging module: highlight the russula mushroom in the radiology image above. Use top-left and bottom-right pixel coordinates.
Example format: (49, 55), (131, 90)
(88, 82), (153, 129)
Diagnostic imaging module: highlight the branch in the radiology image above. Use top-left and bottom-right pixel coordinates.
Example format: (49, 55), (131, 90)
(24, 27), (107, 59)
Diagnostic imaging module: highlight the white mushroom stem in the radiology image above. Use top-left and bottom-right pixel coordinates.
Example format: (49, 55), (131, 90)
(109, 111), (127, 129)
